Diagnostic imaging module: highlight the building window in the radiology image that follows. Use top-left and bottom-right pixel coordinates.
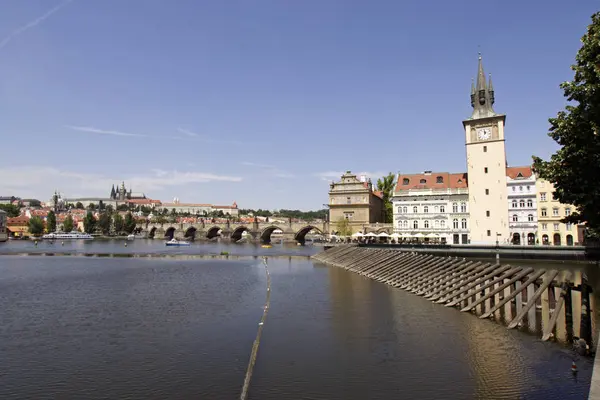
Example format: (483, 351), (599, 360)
(552, 192), (559, 201)
(519, 200), (525, 208)
(413, 206), (418, 213)
(542, 223), (547, 230)
(452, 203), (458, 213)
(512, 186), (516, 192)
(485, 189), (489, 195)
(487, 230), (491, 237)
(527, 199), (533, 208)
(453, 219), (459, 229)
(423, 206), (429, 213)
(512, 214), (518, 222)
(565, 208), (571, 216)
(434, 206), (439, 213)
(540, 192), (547, 201)
(440, 220), (446, 228)
(512, 200), (517, 208)
(403, 220), (408, 229)
(403, 178), (410, 185)
(528, 214), (534, 222)
(397, 207), (403, 214)
(436, 176), (443, 183)
(347, 197), (351, 204)
(460, 203), (467, 213)
(483, 146), (487, 152)
(434, 220), (440, 228)
(552, 208), (559, 216)
(413, 220), (419, 229)
(424, 220), (430, 228)
(440, 205), (445, 213)
(484, 167), (488, 173)
(566, 223), (572, 231)
(519, 186), (523, 192)
(461, 218), (467, 229)
(541, 208), (547, 217)
(419, 179), (426, 184)
(486, 210), (490, 217)
(402, 206), (408, 213)
(526, 185), (531, 191)
(553, 223), (560, 231)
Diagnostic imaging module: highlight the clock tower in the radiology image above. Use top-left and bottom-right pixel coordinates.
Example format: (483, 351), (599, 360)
(462, 54), (509, 245)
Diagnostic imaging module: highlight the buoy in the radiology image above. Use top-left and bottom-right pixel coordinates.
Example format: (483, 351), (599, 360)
(61, 241), (64, 246)
(124, 242), (127, 247)
(572, 361), (578, 373)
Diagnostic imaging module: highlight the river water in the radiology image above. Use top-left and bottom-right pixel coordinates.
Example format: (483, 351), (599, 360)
(0, 239), (596, 399)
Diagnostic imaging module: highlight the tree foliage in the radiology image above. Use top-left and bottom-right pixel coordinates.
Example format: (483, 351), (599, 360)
(83, 211), (97, 233)
(123, 212), (136, 234)
(376, 172), (397, 223)
(113, 213), (124, 233)
(46, 211), (57, 233)
(97, 212), (112, 235)
(28, 216), (45, 236)
(532, 12), (600, 235)
(63, 215), (74, 232)
(0, 204), (21, 217)
(335, 217), (353, 236)
(238, 208), (327, 220)
(75, 202), (84, 209)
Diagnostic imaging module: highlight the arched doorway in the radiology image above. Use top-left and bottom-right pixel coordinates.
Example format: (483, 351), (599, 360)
(511, 233), (521, 245)
(527, 233), (535, 245)
(553, 233), (561, 246)
(542, 234), (549, 245)
(566, 234), (574, 246)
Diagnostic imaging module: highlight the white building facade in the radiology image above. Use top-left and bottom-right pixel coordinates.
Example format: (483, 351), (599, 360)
(506, 167), (538, 245)
(393, 172), (470, 244)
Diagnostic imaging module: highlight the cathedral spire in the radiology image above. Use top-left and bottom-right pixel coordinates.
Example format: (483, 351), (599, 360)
(469, 53), (496, 119)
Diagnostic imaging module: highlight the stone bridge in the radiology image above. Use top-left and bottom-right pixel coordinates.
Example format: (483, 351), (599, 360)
(138, 220), (330, 244)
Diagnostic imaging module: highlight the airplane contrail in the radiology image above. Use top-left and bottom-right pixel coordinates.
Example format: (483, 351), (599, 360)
(0, 0), (75, 50)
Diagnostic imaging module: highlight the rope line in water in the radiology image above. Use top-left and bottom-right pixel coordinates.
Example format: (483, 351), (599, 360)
(240, 256), (271, 400)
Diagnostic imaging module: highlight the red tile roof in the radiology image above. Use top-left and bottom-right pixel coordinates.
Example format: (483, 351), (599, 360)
(7, 216), (30, 225)
(395, 172), (468, 192)
(506, 166), (533, 179)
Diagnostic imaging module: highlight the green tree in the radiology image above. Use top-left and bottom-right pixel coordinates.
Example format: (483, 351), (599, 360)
(75, 202), (84, 209)
(0, 204), (21, 217)
(46, 211), (57, 233)
(123, 212), (136, 234)
(532, 12), (600, 236)
(28, 199), (41, 207)
(97, 212), (112, 235)
(376, 172), (397, 223)
(63, 215), (74, 232)
(83, 211), (97, 233)
(117, 204), (129, 211)
(28, 216), (45, 236)
(113, 213), (124, 233)
(335, 217), (352, 236)
(87, 203), (97, 211)
(152, 215), (168, 225)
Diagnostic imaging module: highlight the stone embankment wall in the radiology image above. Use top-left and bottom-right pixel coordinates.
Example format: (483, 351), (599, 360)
(312, 245), (593, 350)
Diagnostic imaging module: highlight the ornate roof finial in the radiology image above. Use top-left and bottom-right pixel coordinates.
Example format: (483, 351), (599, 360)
(469, 52), (496, 119)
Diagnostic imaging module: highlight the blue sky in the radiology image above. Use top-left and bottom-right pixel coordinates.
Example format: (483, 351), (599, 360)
(0, 0), (596, 210)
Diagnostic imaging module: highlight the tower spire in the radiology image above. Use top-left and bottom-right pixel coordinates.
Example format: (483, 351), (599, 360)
(469, 53), (496, 119)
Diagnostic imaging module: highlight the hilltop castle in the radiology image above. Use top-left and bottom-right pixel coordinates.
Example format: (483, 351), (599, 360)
(109, 182), (146, 201)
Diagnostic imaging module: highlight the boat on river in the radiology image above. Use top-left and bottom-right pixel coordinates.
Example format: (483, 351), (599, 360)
(127, 234), (136, 240)
(165, 238), (190, 247)
(42, 231), (93, 240)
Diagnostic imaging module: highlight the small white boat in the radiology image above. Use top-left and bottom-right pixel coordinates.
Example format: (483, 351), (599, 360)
(165, 238), (190, 246)
(42, 231), (93, 240)
(127, 234), (136, 240)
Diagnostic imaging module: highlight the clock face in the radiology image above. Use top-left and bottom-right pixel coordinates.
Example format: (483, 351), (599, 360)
(477, 127), (492, 140)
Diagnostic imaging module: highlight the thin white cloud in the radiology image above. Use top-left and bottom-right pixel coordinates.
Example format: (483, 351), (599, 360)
(176, 128), (243, 146)
(0, 166), (242, 200)
(0, 0), (75, 50)
(315, 170), (389, 182)
(66, 125), (147, 138)
(241, 161), (294, 179)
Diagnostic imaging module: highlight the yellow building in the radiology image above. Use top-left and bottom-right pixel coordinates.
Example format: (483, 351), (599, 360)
(7, 216), (30, 237)
(328, 171), (385, 234)
(536, 178), (578, 246)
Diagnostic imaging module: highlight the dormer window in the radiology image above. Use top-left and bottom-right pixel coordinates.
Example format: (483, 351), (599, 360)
(419, 179), (426, 184)
(402, 178), (410, 185)
(517, 172), (523, 178)
(436, 176), (443, 183)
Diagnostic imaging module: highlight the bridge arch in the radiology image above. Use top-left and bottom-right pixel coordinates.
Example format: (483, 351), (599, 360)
(184, 226), (197, 240)
(149, 226), (157, 239)
(206, 226), (222, 239)
(231, 226), (250, 242)
(165, 227), (176, 240)
(295, 225), (323, 244)
(260, 225), (284, 244)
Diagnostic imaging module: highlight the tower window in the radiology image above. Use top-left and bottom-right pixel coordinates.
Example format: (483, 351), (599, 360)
(419, 179), (426, 184)
(486, 210), (490, 217)
(403, 178), (410, 185)
(484, 167), (488, 173)
(487, 230), (491, 237)
(483, 146), (487, 152)
(436, 176), (443, 183)
(485, 189), (489, 195)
